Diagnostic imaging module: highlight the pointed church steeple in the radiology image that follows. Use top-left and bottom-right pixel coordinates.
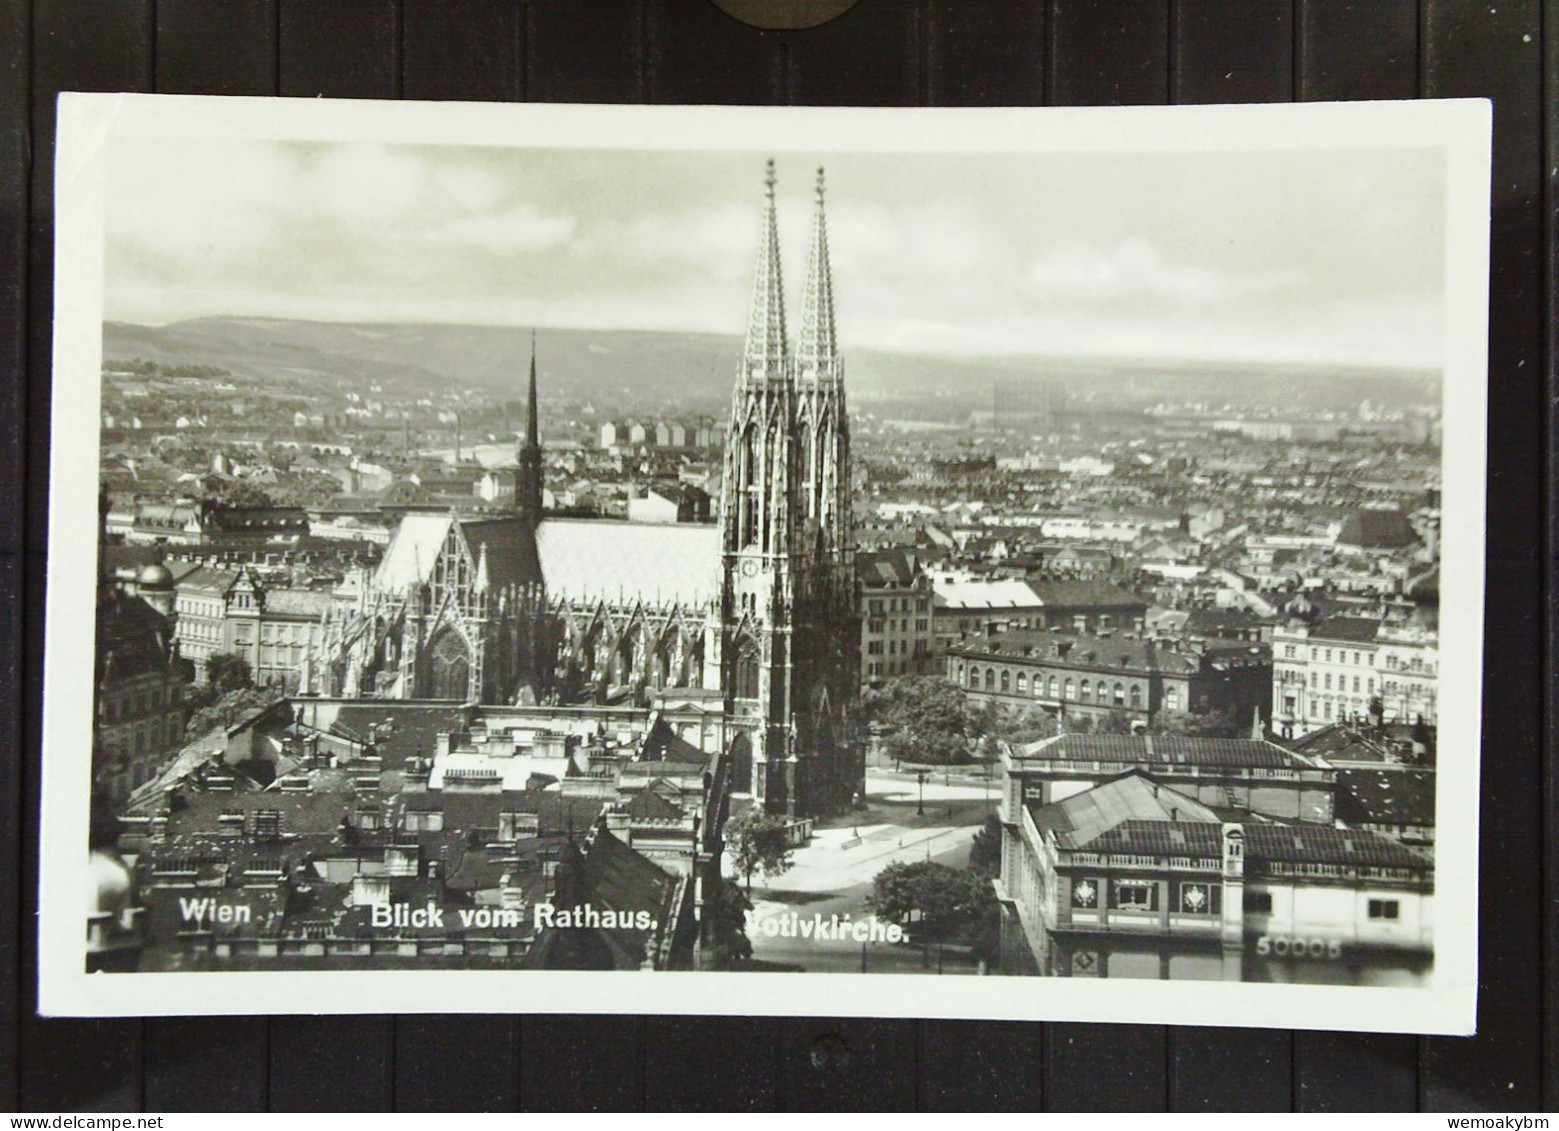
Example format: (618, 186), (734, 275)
(517, 330), (544, 524)
(797, 167), (838, 381)
(742, 159), (788, 382)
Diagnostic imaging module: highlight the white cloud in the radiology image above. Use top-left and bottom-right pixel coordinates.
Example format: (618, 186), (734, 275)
(435, 203), (576, 251)
(310, 144), (428, 224)
(1027, 237), (1306, 305)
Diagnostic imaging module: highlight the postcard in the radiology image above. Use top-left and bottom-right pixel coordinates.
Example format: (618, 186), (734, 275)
(39, 93), (1489, 1031)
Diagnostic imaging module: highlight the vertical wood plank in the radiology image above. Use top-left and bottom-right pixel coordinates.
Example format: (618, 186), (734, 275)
(155, 0), (277, 95)
(784, 0), (922, 106)
(140, 6), (278, 1109)
(1050, 0), (1170, 106)
(394, 9), (528, 1113)
(1167, 3), (1296, 1109)
(527, 0), (645, 104)
(1172, 0), (1294, 104)
(1292, 0), (1425, 1108)
(926, 0), (1045, 106)
(1043, 5), (1170, 1108)
(1298, 0), (1418, 101)
(643, 1016), (778, 1111)
(267, 4), (401, 1109)
(766, 7), (923, 1102)
(1170, 1030), (1292, 1112)
(646, 0), (784, 105)
(519, 1016), (645, 1112)
(142, 1019), (268, 1111)
(1546, 0), (1559, 1113)
(403, 0), (521, 102)
(1046, 1022), (1166, 1112)
(268, 1018), (395, 1112)
(637, 6), (787, 1102)
(1421, 0), (1545, 1113)
(918, 1020), (1045, 1111)
(775, 1020), (918, 1112)
(1297, 1031), (1418, 1112)
(20, 3), (153, 1111)
(0, 0), (28, 1110)
(278, 0), (400, 100)
(395, 1016), (518, 1111)
(784, 9), (919, 1102)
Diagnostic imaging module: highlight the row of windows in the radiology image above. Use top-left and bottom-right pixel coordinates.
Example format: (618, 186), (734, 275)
(1281, 643), (1436, 676)
(866, 597), (929, 616)
(1071, 883), (1400, 921)
(865, 618), (930, 636)
(1310, 671), (1376, 695)
(1282, 645), (1375, 664)
(101, 684), (178, 721)
(960, 664), (1167, 711)
(1070, 878), (1222, 916)
(101, 714), (177, 758)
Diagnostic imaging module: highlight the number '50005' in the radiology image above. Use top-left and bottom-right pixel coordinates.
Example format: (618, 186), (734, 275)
(1255, 936), (1343, 959)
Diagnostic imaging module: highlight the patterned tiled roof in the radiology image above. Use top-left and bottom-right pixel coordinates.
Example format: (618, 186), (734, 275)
(1015, 734), (1312, 770)
(1077, 819), (1431, 869)
(535, 518), (720, 607)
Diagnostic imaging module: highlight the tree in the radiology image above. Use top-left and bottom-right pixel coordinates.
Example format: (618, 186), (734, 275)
(1146, 707), (1242, 738)
(866, 860), (994, 939)
(205, 651), (254, 696)
(725, 809), (795, 892)
(210, 481), (276, 509)
(183, 686), (277, 741)
(860, 675), (976, 766)
(703, 877), (754, 969)
(967, 814), (1003, 878)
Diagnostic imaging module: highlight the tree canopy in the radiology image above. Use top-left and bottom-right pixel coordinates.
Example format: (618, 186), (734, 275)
(866, 860), (994, 939)
(205, 651), (254, 696)
(1146, 707), (1243, 738)
(725, 809), (795, 891)
(861, 675), (978, 766)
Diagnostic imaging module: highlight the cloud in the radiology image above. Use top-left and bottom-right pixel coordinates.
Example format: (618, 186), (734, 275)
(1026, 237), (1306, 306)
(309, 144), (429, 223)
(435, 203), (576, 251)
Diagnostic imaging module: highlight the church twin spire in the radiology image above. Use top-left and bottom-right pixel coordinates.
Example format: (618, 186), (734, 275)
(742, 159), (789, 379)
(797, 167), (838, 379)
(740, 160), (839, 384)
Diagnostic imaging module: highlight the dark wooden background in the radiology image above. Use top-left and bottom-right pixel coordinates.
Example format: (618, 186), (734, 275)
(0, 0), (1552, 1112)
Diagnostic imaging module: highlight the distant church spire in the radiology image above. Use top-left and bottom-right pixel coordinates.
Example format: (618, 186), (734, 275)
(517, 330), (544, 523)
(797, 166), (838, 378)
(742, 159), (788, 381)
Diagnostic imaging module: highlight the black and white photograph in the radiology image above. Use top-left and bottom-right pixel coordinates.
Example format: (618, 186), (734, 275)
(39, 94), (1489, 1031)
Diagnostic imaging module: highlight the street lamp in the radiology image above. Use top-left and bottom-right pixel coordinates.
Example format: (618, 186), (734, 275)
(916, 770), (927, 816)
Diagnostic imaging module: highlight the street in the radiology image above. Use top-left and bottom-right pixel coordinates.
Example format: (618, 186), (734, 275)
(733, 765), (998, 974)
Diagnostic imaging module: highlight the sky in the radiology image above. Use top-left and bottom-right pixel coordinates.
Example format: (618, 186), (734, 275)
(104, 139), (1447, 368)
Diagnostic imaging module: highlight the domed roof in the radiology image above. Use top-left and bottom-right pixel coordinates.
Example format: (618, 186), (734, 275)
(136, 563), (174, 589)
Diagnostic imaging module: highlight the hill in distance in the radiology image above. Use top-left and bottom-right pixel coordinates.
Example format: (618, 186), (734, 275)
(102, 316), (1440, 419)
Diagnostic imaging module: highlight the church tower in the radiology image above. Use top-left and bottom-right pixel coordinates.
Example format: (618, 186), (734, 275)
(721, 159), (799, 813)
(517, 331), (544, 523)
(719, 160), (859, 818)
(796, 167), (854, 598)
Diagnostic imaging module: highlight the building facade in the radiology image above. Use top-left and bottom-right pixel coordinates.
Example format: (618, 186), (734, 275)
(95, 574), (187, 804)
(174, 565), (332, 688)
(1271, 616), (1438, 739)
(857, 548), (935, 686)
(997, 760), (1434, 981)
(949, 629), (1271, 730)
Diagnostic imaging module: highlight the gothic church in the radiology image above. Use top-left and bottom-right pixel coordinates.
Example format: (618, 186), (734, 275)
(304, 161), (858, 817)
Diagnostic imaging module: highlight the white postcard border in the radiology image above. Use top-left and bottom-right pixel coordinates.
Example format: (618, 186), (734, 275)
(39, 93), (1491, 1032)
